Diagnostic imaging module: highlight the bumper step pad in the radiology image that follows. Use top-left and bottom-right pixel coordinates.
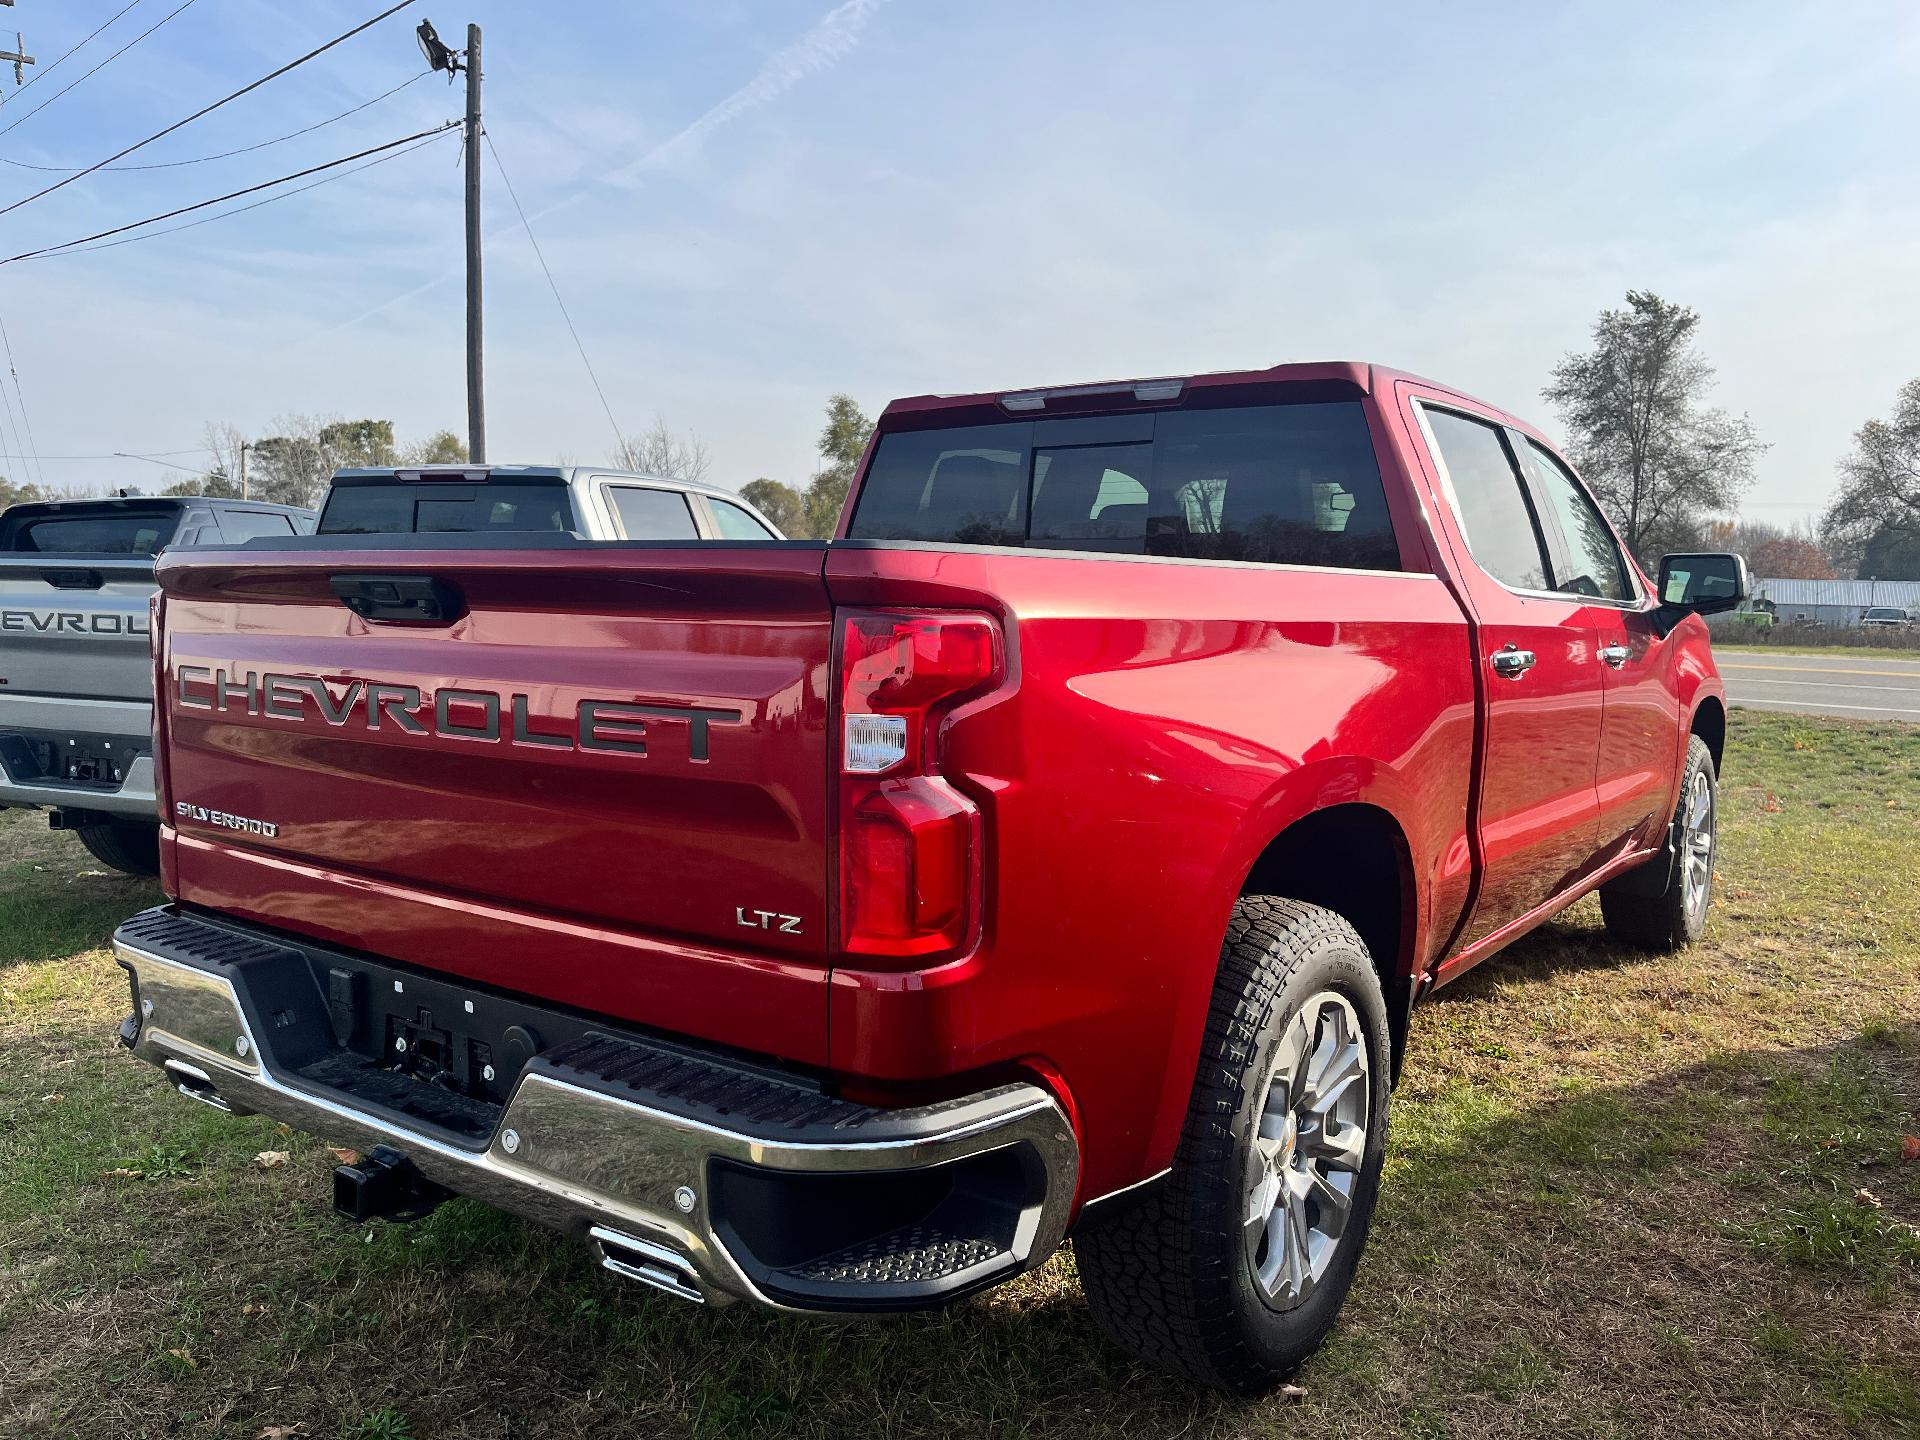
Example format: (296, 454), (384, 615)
(112, 905), (1080, 1313)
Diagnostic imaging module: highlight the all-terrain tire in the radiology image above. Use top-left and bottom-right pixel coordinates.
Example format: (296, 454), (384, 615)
(1075, 896), (1391, 1395)
(74, 821), (161, 877)
(1599, 735), (1717, 952)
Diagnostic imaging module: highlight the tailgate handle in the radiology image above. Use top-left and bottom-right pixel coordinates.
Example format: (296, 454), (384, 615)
(41, 568), (104, 590)
(330, 574), (466, 624)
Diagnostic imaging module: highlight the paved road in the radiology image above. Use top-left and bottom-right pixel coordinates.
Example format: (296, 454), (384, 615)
(1717, 650), (1920, 722)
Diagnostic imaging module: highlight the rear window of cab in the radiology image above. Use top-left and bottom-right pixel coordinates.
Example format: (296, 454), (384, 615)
(846, 402), (1400, 571)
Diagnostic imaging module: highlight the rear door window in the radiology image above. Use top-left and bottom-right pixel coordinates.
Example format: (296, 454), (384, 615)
(847, 403), (1400, 570)
(607, 487), (699, 540)
(1420, 407), (1551, 592)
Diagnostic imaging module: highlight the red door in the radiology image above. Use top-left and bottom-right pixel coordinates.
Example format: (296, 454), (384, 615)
(1399, 391), (1606, 950)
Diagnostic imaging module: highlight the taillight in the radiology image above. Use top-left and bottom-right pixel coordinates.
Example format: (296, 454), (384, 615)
(149, 590), (170, 819)
(837, 609), (1002, 963)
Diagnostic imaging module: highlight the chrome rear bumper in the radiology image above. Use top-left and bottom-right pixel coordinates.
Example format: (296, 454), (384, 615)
(114, 909), (1078, 1311)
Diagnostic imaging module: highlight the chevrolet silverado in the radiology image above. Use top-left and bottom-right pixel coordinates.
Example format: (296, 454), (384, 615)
(0, 495), (312, 873)
(111, 362), (1745, 1392)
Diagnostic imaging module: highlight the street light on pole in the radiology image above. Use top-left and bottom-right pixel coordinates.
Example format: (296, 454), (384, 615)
(416, 18), (484, 464)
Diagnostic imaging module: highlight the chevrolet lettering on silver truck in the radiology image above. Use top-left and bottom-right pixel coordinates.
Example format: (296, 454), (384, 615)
(113, 362), (1746, 1393)
(0, 495), (313, 874)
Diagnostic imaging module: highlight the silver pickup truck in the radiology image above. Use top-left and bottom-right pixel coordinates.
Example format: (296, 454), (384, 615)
(0, 495), (314, 872)
(315, 465), (785, 540)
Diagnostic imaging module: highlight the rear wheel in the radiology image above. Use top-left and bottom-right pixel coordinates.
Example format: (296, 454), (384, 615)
(1600, 735), (1716, 952)
(74, 820), (160, 877)
(1075, 897), (1390, 1394)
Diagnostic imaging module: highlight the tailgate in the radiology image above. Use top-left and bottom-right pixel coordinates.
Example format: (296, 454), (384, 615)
(0, 557), (156, 702)
(156, 540), (835, 1063)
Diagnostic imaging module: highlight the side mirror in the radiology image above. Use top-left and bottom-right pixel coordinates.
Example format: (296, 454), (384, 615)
(1655, 552), (1750, 634)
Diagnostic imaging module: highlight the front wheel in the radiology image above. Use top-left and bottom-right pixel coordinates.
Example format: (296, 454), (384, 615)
(1600, 735), (1717, 952)
(1075, 897), (1390, 1395)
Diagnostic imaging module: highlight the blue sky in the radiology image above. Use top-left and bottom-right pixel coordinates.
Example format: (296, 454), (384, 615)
(0, 0), (1916, 520)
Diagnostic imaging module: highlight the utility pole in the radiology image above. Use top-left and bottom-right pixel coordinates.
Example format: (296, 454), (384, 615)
(463, 23), (484, 463)
(0, 20), (34, 90)
(416, 19), (483, 463)
(240, 441), (250, 501)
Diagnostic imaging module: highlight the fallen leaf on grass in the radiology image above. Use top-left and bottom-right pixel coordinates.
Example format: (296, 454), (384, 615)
(1901, 1135), (1920, 1162)
(101, 1168), (144, 1180)
(1276, 1383), (1308, 1404)
(254, 1150), (290, 1170)
(1762, 792), (1784, 813)
(253, 1427), (303, 1440)
(1855, 1188), (1884, 1209)
(166, 1347), (197, 1370)
(328, 1147), (360, 1166)
(39, 1093), (61, 1103)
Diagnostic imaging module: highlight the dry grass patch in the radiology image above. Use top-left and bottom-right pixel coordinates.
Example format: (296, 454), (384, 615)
(1, 710), (1916, 1438)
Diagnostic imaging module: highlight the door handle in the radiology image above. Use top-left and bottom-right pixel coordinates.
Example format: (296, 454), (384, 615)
(330, 574), (466, 624)
(1599, 644), (1631, 668)
(1490, 644), (1537, 679)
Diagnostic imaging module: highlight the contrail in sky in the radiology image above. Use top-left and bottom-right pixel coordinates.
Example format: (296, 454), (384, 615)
(290, 0), (892, 351)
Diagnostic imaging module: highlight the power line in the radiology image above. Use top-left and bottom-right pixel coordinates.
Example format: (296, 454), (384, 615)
(2, 0), (148, 102)
(0, 448), (209, 460)
(483, 129), (626, 458)
(41, 127), (456, 259)
(0, 313), (46, 490)
(0, 0), (420, 221)
(0, 0), (200, 141)
(1, 123), (460, 265)
(0, 69), (430, 172)
(114, 451), (206, 474)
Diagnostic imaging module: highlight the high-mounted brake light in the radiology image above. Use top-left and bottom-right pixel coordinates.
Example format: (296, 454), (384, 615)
(999, 377), (1186, 412)
(837, 610), (1003, 962)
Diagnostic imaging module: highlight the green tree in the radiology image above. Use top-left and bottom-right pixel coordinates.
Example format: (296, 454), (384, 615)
(0, 475), (50, 509)
(1543, 290), (1763, 564)
(738, 478), (806, 537)
(402, 430), (469, 466)
(1822, 378), (1920, 579)
(802, 394), (873, 539)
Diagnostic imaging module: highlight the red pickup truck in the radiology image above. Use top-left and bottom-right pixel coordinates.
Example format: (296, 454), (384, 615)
(113, 361), (1745, 1393)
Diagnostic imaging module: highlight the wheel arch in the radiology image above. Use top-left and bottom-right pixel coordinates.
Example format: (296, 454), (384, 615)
(1236, 802), (1419, 1088)
(1690, 693), (1726, 773)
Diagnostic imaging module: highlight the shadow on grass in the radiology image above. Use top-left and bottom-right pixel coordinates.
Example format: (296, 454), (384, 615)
(5, 1020), (1913, 1440)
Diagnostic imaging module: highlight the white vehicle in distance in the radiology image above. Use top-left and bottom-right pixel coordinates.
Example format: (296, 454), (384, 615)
(315, 466), (786, 540)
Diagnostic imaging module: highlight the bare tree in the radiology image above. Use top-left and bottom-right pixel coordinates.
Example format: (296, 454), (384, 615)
(1543, 290), (1764, 563)
(1822, 378), (1920, 579)
(614, 415), (712, 485)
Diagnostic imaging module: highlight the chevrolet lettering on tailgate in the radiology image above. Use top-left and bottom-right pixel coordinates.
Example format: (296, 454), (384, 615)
(173, 664), (743, 761)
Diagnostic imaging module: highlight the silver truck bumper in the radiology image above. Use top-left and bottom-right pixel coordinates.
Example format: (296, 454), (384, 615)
(0, 754), (156, 817)
(0, 694), (156, 818)
(114, 913), (1079, 1312)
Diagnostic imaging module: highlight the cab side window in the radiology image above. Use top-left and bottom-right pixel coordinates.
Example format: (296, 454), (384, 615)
(1421, 407), (1550, 592)
(1518, 442), (1632, 602)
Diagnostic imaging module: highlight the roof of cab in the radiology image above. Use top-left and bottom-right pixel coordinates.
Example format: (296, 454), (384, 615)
(328, 464), (741, 501)
(876, 359), (1541, 443)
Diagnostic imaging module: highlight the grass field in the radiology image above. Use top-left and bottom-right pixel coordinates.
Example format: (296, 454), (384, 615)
(2, 710), (1917, 1439)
